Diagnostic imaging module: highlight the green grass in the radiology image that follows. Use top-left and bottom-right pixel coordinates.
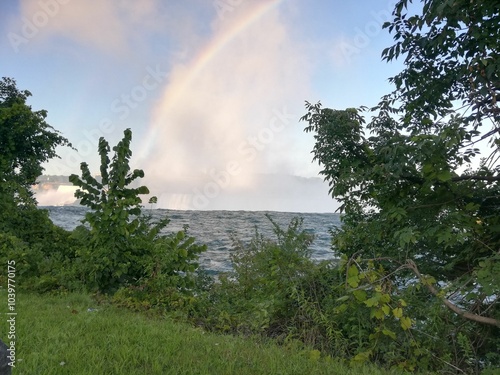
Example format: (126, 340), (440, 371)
(1, 290), (402, 375)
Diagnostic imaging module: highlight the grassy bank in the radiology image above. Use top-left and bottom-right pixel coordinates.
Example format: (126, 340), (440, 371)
(0, 291), (403, 375)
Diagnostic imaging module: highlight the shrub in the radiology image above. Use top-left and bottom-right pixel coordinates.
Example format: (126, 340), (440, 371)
(0, 208), (84, 292)
(69, 129), (206, 294)
(191, 216), (325, 336)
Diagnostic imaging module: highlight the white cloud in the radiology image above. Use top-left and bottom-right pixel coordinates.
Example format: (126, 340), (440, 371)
(15, 0), (185, 56)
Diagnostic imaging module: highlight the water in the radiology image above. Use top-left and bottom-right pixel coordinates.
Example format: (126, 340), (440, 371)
(44, 206), (341, 273)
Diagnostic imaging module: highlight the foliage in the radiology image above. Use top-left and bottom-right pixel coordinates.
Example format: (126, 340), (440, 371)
(188, 217), (350, 359)
(69, 129), (154, 291)
(0, 77), (79, 291)
(185, 216), (434, 371)
(0, 77), (71, 209)
(10, 291), (401, 375)
(112, 228), (206, 312)
(381, 0), (500, 130)
(301, 0), (500, 373)
(191, 216), (317, 336)
(0, 208), (85, 292)
(0, 206), (91, 292)
(69, 129), (205, 294)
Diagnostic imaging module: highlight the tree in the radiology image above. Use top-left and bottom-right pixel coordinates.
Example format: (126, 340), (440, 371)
(0, 77), (78, 291)
(0, 77), (72, 208)
(69, 129), (157, 291)
(70, 129), (205, 293)
(301, 0), (499, 372)
(0, 77), (72, 244)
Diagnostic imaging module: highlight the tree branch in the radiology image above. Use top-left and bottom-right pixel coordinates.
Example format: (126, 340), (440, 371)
(399, 173), (500, 184)
(451, 175), (500, 182)
(406, 260), (500, 327)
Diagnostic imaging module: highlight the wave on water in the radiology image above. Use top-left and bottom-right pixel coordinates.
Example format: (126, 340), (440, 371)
(43, 206), (341, 273)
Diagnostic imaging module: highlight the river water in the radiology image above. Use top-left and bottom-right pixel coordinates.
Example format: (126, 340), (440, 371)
(44, 206), (341, 273)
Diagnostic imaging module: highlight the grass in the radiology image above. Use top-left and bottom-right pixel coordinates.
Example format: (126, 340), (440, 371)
(1, 290), (403, 375)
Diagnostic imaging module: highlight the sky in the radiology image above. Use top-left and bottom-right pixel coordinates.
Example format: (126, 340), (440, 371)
(1, 0), (406, 212)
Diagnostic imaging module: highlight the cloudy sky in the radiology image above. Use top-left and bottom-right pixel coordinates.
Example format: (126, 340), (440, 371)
(1, 0), (405, 212)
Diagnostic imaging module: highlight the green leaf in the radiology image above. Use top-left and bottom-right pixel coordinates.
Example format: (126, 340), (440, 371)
(381, 304), (390, 316)
(379, 293), (390, 303)
(347, 265), (359, 277)
(352, 350), (372, 363)
(382, 328), (396, 339)
(347, 275), (360, 288)
(364, 296), (379, 307)
(372, 308), (385, 320)
(437, 170), (452, 182)
(336, 295), (350, 303)
(335, 303), (348, 314)
(400, 316), (412, 330)
(353, 289), (367, 302)
(393, 307), (403, 318)
(422, 275), (436, 286)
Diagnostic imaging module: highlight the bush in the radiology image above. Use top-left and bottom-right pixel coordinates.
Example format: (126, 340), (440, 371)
(190, 216), (327, 337)
(0, 207), (85, 292)
(112, 228), (207, 313)
(69, 129), (206, 294)
(184, 214), (500, 373)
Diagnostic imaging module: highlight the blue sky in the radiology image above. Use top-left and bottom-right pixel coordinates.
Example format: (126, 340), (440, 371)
(1, 0), (407, 211)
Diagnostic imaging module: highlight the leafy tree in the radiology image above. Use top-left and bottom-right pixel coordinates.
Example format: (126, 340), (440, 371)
(0, 77), (78, 290)
(0, 77), (71, 209)
(0, 76), (72, 238)
(70, 128), (152, 243)
(301, 0), (499, 372)
(69, 129), (157, 291)
(70, 129), (205, 293)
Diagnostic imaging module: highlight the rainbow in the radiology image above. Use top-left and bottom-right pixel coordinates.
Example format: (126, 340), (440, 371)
(173, 0), (284, 95)
(139, 0), (285, 158)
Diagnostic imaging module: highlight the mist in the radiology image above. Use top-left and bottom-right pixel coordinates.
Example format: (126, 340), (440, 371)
(135, 2), (322, 211)
(16, 0), (335, 212)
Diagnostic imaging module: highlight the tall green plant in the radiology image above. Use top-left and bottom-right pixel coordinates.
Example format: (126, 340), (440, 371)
(70, 129), (152, 239)
(70, 129), (206, 295)
(70, 129), (166, 292)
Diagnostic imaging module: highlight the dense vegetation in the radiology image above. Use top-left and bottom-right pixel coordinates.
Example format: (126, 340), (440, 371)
(300, 0), (500, 372)
(1, 1), (499, 374)
(5, 291), (401, 375)
(68, 129), (205, 294)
